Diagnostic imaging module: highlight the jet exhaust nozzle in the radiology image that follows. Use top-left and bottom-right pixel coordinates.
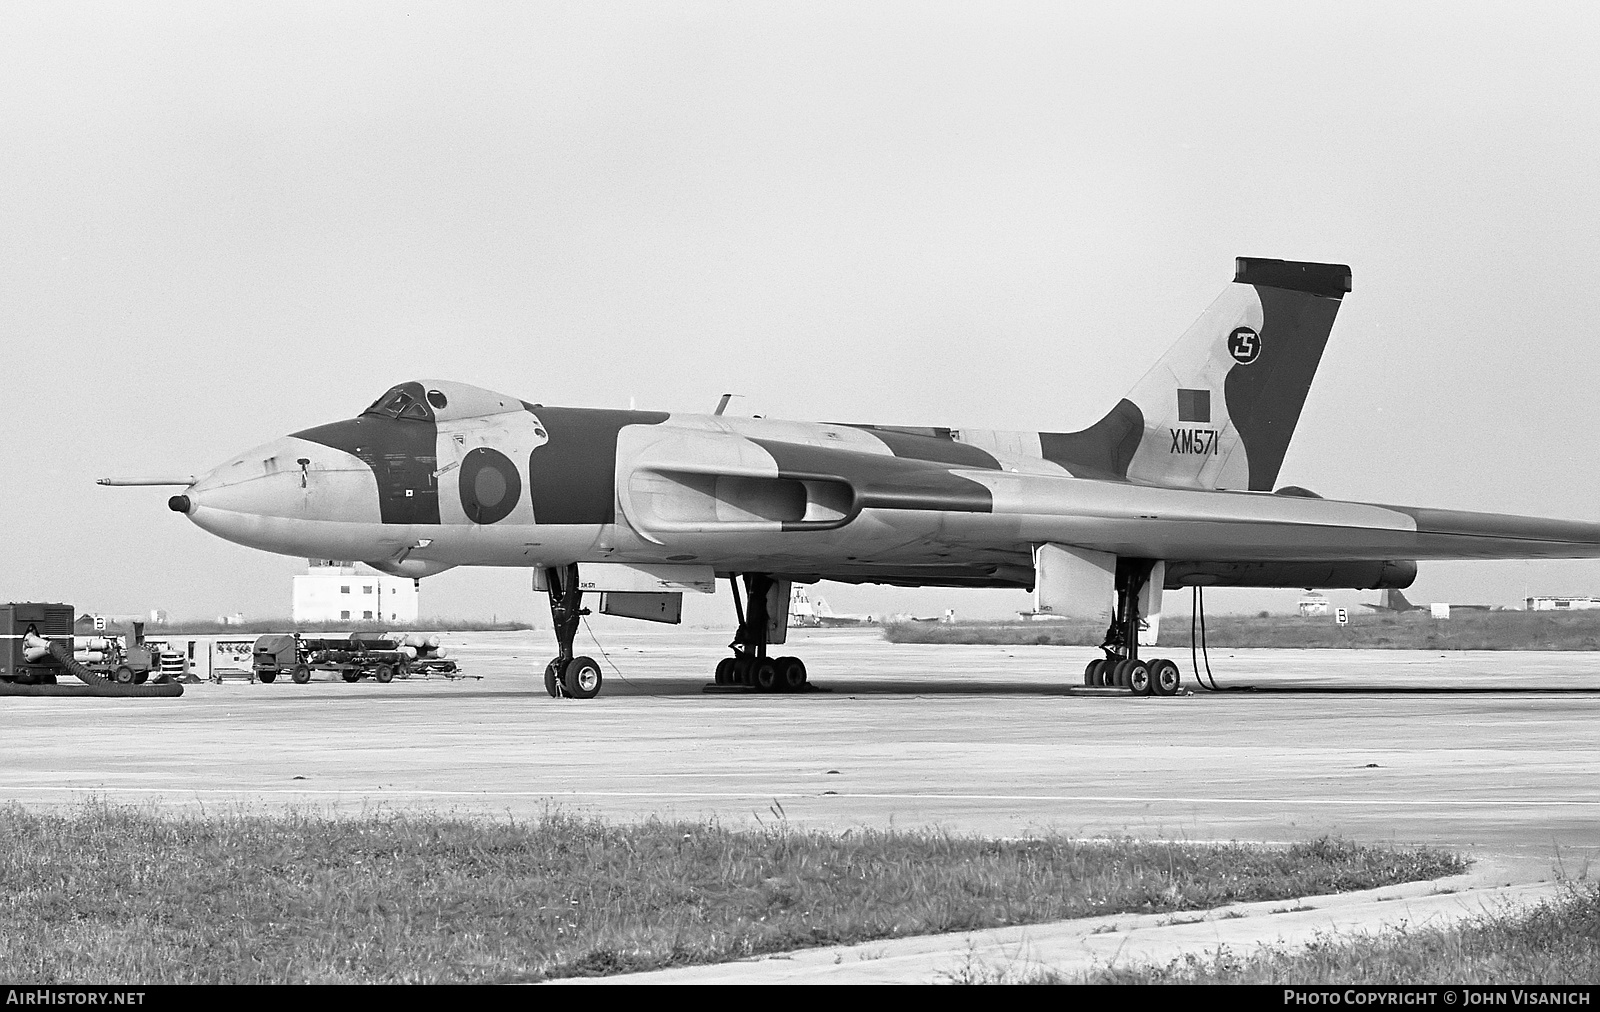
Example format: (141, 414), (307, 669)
(168, 495), (191, 514)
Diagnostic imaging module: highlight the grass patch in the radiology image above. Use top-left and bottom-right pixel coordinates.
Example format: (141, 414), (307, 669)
(0, 804), (1465, 983)
(887, 611), (1600, 651)
(1081, 881), (1600, 984)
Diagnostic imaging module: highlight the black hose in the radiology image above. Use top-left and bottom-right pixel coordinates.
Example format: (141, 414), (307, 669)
(0, 682), (103, 697)
(0, 640), (185, 698)
(1190, 586), (1201, 687)
(1198, 586), (1218, 689)
(1189, 586), (1221, 691)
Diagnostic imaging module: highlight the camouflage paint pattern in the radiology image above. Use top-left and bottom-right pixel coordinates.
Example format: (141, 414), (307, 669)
(172, 259), (1600, 590)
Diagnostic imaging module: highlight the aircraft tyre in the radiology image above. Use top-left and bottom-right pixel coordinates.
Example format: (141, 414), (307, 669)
(375, 664), (394, 684)
(1151, 658), (1181, 696)
(1084, 659), (1103, 686)
(258, 670), (276, 684)
(113, 665), (135, 685)
(1128, 660), (1153, 696)
(733, 656), (754, 687)
(714, 657), (736, 686)
(291, 664), (312, 685)
(563, 656), (602, 699)
(777, 656), (807, 692)
(1111, 659), (1134, 687)
(753, 659), (779, 692)
(543, 659), (561, 697)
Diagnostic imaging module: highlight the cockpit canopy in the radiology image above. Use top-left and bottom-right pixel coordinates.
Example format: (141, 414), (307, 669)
(363, 382), (436, 421)
(360, 380), (525, 423)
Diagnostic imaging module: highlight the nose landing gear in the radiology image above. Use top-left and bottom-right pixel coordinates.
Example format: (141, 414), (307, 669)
(1082, 560), (1182, 697)
(541, 563), (602, 699)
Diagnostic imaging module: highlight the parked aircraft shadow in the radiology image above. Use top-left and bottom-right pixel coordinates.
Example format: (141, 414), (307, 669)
(631, 680), (1600, 698)
(1202, 685), (1600, 695)
(287, 679), (1600, 701)
(604, 680), (1600, 697)
(300, 679), (1086, 700)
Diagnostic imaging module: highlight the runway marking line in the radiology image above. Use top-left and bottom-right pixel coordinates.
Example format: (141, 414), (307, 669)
(5, 787), (1599, 806)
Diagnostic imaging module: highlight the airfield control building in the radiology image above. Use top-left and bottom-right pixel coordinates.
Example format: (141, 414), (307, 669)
(292, 562), (419, 624)
(1526, 596), (1600, 611)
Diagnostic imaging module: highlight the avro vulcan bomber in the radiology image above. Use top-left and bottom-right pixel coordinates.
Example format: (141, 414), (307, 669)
(110, 259), (1600, 698)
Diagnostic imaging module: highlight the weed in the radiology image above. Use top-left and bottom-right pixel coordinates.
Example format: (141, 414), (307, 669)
(0, 804), (1465, 983)
(1087, 882), (1600, 984)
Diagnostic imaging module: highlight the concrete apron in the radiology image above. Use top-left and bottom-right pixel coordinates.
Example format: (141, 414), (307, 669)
(555, 860), (1562, 985)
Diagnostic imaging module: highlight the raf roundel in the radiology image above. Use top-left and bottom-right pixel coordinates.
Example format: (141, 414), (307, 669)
(458, 447), (523, 525)
(1227, 326), (1261, 365)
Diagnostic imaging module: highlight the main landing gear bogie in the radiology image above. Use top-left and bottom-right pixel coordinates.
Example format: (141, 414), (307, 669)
(713, 653), (808, 693)
(1083, 655), (1182, 696)
(713, 573), (813, 694)
(1082, 559), (1186, 698)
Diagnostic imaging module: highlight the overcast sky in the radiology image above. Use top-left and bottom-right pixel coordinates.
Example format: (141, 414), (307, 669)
(4, 1), (1599, 627)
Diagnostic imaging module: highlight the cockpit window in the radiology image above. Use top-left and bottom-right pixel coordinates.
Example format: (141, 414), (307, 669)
(361, 383), (435, 422)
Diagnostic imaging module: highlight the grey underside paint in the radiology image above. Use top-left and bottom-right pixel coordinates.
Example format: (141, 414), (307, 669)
(621, 494), (1600, 590)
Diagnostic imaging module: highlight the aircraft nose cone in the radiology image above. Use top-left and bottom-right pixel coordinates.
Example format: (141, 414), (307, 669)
(178, 435), (382, 560)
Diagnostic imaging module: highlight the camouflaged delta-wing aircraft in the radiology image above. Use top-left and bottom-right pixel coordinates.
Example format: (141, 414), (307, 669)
(106, 258), (1600, 699)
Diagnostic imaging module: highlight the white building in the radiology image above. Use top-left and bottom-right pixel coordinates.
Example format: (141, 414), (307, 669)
(1297, 592), (1330, 617)
(1526, 596), (1600, 612)
(293, 561), (419, 624)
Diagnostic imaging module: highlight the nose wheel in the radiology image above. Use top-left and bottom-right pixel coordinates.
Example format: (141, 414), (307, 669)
(544, 652), (602, 699)
(540, 564), (603, 699)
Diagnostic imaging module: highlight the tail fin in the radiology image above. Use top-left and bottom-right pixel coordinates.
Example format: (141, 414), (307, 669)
(1041, 258), (1350, 490)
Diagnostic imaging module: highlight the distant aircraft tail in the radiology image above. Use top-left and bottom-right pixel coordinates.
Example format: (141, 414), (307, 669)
(1385, 588), (1416, 611)
(788, 585), (821, 626)
(1040, 258), (1350, 491)
(1362, 588), (1418, 612)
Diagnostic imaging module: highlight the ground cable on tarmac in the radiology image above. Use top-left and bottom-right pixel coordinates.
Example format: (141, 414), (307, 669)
(581, 615), (647, 693)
